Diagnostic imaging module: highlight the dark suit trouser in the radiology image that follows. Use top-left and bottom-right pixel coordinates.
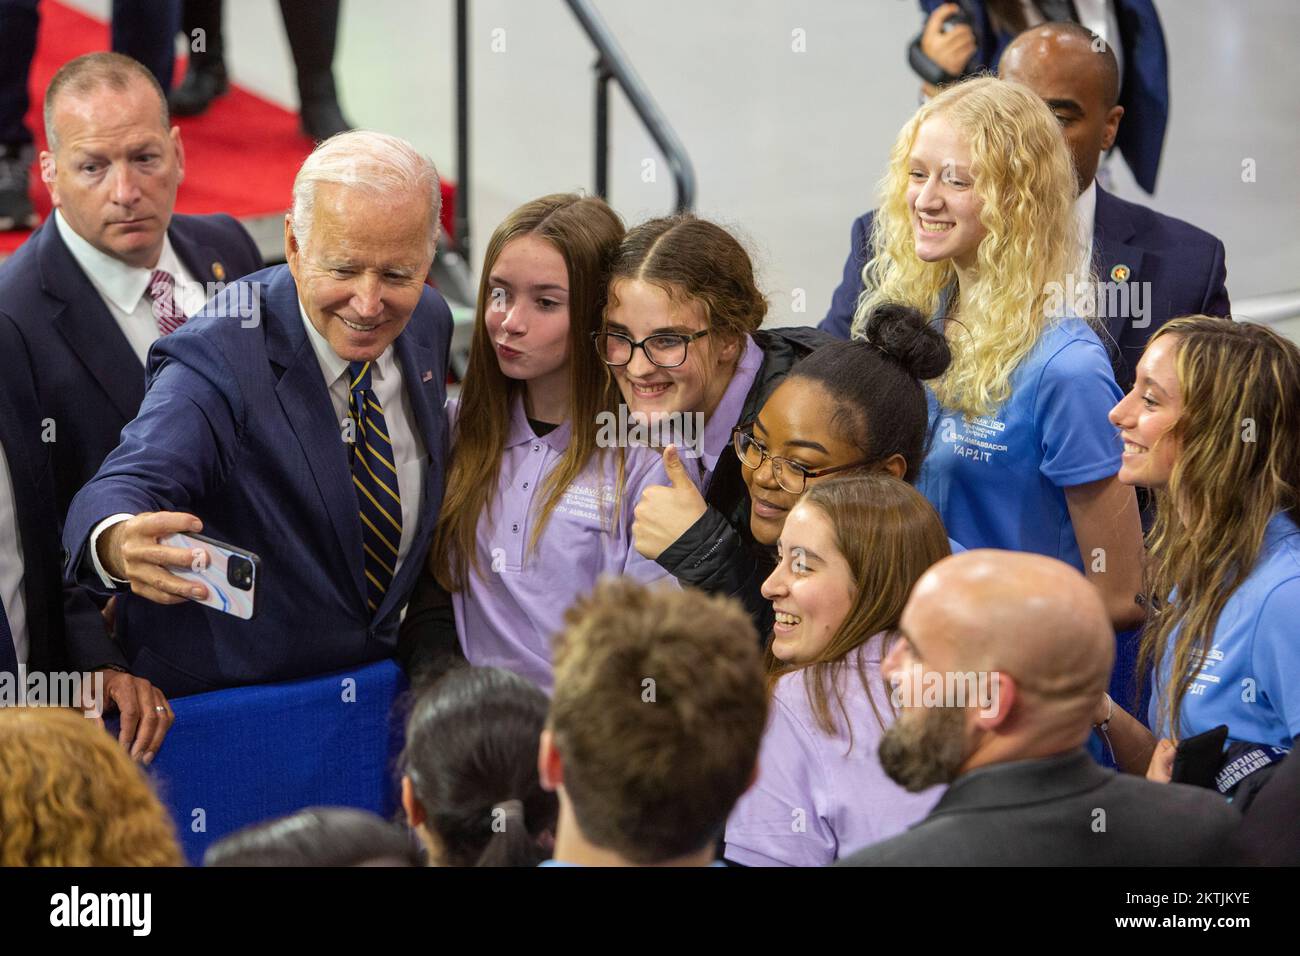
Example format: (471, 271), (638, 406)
(180, 0), (223, 71)
(111, 0), (182, 92)
(278, 0), (341, 106)
(0, 0), (38, 146)
(180, 0), (340, 106)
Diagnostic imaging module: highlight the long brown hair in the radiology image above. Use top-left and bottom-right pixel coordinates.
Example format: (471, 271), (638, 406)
(1138, 316), (1300, 740)
(431, 194), (625, 590)
(605, 214), (767, 383)
(766, 474), (952, 747)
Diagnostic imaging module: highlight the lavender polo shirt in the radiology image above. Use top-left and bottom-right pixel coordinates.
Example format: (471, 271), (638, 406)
(696, 334), (763, 489)
(724, 636), (942, 866)
(449, 395), (680, 693)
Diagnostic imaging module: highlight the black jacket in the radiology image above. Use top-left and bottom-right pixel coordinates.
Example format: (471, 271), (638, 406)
(836, 749), (1239, 866)
(655, 326), (833, 640)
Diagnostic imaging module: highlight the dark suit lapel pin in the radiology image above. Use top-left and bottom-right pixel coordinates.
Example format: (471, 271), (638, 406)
(1110, 264), (1130, 283)
(212, 261), (227, 281)
(422, 369), (434, 382)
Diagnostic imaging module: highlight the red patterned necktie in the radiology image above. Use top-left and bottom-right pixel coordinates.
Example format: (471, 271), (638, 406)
(148, 269), (186, 336)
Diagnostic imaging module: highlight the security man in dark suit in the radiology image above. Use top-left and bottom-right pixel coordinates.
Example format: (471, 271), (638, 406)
(0, 51), (262, 520)
(822, 23), (1229, 394)
(0, 313), (173, 762)
(837, 550), (1238, 867)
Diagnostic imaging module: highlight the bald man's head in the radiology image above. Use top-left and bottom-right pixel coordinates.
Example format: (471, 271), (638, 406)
(878, 550), (1113, 790)
(999, 23), (1124, 192)
(904, 550), (1113, 698)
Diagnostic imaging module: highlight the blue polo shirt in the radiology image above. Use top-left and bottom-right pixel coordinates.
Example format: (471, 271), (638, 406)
(1150, 512), (1300, 749)
(917, 318), (1123, 571)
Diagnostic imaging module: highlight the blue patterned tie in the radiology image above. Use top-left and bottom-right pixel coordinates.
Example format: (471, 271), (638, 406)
(347, 361), (402, 615)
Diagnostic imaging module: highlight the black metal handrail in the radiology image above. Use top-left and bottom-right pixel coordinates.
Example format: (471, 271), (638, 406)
(564, 0), (697, 214)
(451, 1), (696, 262)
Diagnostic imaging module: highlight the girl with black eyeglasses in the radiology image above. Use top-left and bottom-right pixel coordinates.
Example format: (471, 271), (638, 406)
(595, 214), (831, 633)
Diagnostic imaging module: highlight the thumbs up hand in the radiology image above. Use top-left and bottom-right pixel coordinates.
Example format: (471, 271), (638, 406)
(632, 445), (708, 560)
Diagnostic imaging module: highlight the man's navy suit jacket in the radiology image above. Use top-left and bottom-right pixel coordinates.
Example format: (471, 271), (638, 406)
(0, 213), (263, 520)
(818, 184), (1231, 391)
(919, 0), (1170, 194)
(63, 265), (453, 697)
(0, 317), (118, 673)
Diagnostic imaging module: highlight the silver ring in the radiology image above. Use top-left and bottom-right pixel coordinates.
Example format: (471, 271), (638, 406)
(155, 705), (166, 713)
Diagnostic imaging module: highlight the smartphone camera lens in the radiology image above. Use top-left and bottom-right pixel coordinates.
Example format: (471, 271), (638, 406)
(227, 556), (254, 591)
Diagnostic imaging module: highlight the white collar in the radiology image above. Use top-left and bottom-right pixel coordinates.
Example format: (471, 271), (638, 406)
(1074, 180), (1098, 237)
(54, 208), (183, 314)
(297, 298), (392, 386)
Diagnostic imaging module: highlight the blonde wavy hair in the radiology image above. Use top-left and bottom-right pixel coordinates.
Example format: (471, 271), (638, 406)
(0, 707), (183, 866)
(853, 77), (1085, 419)
(1139, 317), (1300, 740)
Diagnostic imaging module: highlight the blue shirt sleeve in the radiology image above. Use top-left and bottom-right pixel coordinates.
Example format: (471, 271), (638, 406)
(1251, 577), (1300, 740)
(1033, 332), (1124, 487)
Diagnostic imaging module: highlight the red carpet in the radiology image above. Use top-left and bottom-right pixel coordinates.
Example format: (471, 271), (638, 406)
(2, 1), (455, 257)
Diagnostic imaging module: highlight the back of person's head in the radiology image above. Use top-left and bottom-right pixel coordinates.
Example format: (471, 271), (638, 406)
(401, 666), (556, 867)
(548, 579), (767, 864)
(1139, 316), (1300, 739)
(788, 303), (950, 482)
(769, 474), (952, 735)
(434, 193), (625, 591)
(607, 214), (768, 346)
(43, 52), (168, 152)
(203, 807), (422, 867)
(879, 550), (1113, 791)
(0, 707), (182, 866)
(859, 75), (1080, 419)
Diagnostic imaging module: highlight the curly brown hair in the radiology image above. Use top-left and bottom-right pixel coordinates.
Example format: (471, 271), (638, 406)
(0, 707), (183, 866)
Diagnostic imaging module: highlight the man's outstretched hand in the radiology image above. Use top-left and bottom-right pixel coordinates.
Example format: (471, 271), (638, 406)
(97, 511), (209, 605)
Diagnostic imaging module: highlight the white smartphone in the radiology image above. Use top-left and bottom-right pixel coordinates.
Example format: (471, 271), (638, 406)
(160, 532), (260, 620)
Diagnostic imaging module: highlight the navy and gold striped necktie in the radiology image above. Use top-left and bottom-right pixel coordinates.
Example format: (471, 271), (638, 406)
(347, 360), (402, 614)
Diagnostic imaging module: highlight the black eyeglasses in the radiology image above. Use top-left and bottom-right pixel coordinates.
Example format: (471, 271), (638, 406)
(732, 424), (873, 495)
(593, 329), (710, 369)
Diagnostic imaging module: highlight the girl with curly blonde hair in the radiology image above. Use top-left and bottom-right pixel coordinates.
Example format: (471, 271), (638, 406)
(855, 76), (1143, 630)
(0, 707), (182, 866)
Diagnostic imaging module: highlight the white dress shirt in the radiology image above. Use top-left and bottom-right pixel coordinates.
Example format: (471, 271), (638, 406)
(87, 299), (428, 595)
(54, 209), (206, 364)
(1075, 178), (1098, 280)
(0, 446), (30, 667)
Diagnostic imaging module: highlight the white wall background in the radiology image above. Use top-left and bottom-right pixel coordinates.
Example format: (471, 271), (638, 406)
(67, 0), (1300, 331)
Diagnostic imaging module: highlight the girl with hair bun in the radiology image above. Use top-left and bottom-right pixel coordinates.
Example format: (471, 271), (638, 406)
(738, 302), (959, 538)
(597, 214), (831, 633)
(858, 76), (1144, 630)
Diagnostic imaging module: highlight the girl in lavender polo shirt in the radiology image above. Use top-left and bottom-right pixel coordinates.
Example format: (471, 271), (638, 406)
(724, 474), (951, 867)
(596, 215), (831, 637)
(425, 195), (679, 694)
